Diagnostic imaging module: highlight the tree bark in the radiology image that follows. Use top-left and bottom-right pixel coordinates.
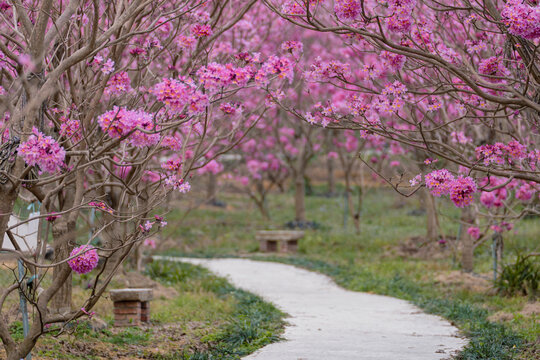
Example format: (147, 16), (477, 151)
(0, 190), (18, 249)
(424, 189), (440, 242)
(327, 155), (335, 196)
(294, 172), (306, 222)
(207, 172), (217, 202)
(460, 207), (475, 273)
(50, 219), (75, 315)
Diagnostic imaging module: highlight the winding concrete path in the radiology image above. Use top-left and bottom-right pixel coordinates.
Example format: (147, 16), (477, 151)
(156, 257), (467, 360)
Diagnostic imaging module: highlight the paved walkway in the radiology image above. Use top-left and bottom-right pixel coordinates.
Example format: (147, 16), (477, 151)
(156, 257), (467, 360)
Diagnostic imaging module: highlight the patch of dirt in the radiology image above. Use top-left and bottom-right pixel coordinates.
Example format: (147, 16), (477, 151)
(520, 302), (540, 316)
(33, 322), (211, 360)
(486, 302), (539, 323)
(434, 271), (492, 293)
(116, 271), (178, 300)
(390, 236), (458, 260)
(487, 311), (514, 322)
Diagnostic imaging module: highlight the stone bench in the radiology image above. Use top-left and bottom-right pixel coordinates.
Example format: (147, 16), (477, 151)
(256, 230), (304, 253)
(110, 288), (153, 327)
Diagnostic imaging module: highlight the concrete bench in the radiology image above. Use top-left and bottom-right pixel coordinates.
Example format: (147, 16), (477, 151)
(110, 288), (153, 327)
(256, 230), (304, 253)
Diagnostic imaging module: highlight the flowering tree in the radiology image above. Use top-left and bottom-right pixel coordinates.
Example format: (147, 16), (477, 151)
(0, 0), (306, 357)
(229, 129), (289, 219)
(261, 0), (539, 270)
(330, 129), (392, 233)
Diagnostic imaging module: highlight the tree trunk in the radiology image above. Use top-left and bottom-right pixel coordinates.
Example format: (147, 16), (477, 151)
(0, 190), (18, 249)
(294, 172), (306, 222)
(207, 172), (217, 202)
(424, 189), (440, 242)
(352, 185), (363, 234)
(327, 155), (335, 195)
(460, 207), (475, 273)
(50, 219), (75, 315)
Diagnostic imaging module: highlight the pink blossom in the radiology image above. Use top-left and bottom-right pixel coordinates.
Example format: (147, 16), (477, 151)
(18, 128), (66, 173)
(334, 0), (361, 20)
(97, 107), (160, 147)
(153, 78), (208, 115)
(425, 169), (454, 196)
(191, 23), (213, 38)
(88, 201), (114, 214)
(101, 59), (115, 74)
(68, 245), (99, 274)
(409, 174), (422, 186)
(281, 41), (303, 58)
(105, 71), (131, 95)
(449, 176), (477, 207)
(143, 238), (157, 249)
(467, 227), (481, 240)
(328, 151), (338, 159)
(501, 0), (540, 39)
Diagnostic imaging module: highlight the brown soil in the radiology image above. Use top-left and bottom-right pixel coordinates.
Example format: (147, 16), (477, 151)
(390, 236), (458, 260)
(434, 271), (492, 293)
(486, 301), (539, 323)
(520, 302), (540, 316)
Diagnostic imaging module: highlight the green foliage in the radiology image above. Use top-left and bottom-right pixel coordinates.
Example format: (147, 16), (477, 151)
(104, 327), (152, 345)
(145, 260), (207, 285)
(9, 321), (24, 342)
(495, 255), (539, 297)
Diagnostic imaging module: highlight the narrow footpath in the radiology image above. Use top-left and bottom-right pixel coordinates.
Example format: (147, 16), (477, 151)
(156, 257), (467, 360)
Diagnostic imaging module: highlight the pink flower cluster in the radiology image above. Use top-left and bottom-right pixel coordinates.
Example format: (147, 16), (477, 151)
(475, 140), (528, 166)
(256, 56), (295, 85)
(501, 0), (540, 39)
(425, 170), (477, 207)
(97, 107), (160, 147)
(219, 102), (242, 115)
(334, 0), (361, 20)
(305, 57), (351, 82)
(89, 201), (114, 214)
(449, 176), (477, 208)
(68, 245), (99, 274)
(467, 226), (481, 240)
(105, 71), (131, 95)
(18, 128), (66, 173)
(281, 41), (303, 59)
(164, 175), (191, 193)
(152, 78), (208, 115)
(425, 169), (454, 196)
(197, 63), (254, 91)
(60, 117), (81, 143)
(478, 56), (509, 81)
(386, 0), (415, 33)
(162, 134), (182, 150)
(191, 24), (213, 38)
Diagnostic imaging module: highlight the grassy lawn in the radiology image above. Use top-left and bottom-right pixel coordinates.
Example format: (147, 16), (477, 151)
(161, 185), (539, 360)
(1, 261), (284, 359)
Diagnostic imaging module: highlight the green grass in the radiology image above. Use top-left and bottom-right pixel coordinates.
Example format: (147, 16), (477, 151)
(161, 185), (539, 359)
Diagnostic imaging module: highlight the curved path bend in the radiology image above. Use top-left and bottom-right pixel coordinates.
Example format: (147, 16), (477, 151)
(156, 257), (467, 360)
